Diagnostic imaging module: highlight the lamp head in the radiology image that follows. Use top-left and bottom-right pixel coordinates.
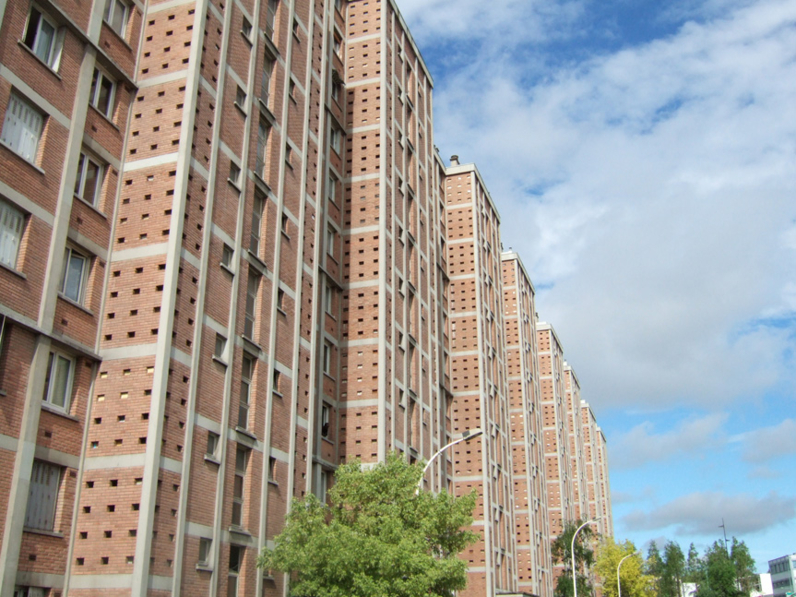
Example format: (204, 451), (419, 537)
(463, 428), (483, 440)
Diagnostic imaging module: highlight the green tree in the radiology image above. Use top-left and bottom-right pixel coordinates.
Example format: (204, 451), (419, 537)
(551, 520), (598, 597)
(257, 452), (478, 597)
(661, 542), (686, 597)
(692, 538), (757, 597)
(685, 543), (703, 584)
(697, 541), (741, 597)
(730, 538), (757, 597)
(594, 538), (656, 597)
(646, 542), (663, 596)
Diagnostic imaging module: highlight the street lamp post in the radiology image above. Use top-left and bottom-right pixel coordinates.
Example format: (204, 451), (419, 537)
(572, 518), (600, 597)
(416, 427), (484, 493)
(617, 551), (639, 597)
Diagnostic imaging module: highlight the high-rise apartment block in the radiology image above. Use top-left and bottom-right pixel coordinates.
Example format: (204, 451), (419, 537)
(0, 0), (612, 596)
(502, 252), (553, 597)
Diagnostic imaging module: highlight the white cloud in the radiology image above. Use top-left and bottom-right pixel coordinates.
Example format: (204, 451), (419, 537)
(741, 419), (796, 463)
(622, 491), (796, 535)
(422, 0), (796, 410)
(610, 414), (728, 469)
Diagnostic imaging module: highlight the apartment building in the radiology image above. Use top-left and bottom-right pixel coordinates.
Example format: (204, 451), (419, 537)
(502, 251), (553, 597)
(0, 0), (613, 594)
(537, 323), (574, 544)
(444, 160), (518, 597)
(581, 401), (612, 537)
(340, 0), (452, 486)
(564, 364), (588, 522)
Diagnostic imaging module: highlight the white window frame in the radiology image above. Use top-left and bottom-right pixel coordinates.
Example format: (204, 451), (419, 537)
(228, 545), (244, 597)
(60, 246), (89, 304)
(74, 151), (104, 207)
(250, 194), (264, 254)
(103, 0), (129, 38)
(214, 334), (227, 362)
(327, 174), (337, 204)
(23, 5), (63, 70)
(326, 226), (336, 258)
(324, 284), (333, 315)
(89, 68), (116, 119)
(25, 460), (62, 532)
(42, 350), (74, 412)
(321, 403), (330, 439)
(330, 126), (341, 153)
(198, 537), (212, 567)
(323, 341), (332, 375)
(231, 448), (247, 527)
(238, 355), (254, 429)
(0, 197), (25, 269)
(2, 92), (45, 164)
(255, 119), (270, 179)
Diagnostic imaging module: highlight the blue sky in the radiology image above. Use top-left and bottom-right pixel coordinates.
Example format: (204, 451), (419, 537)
(397, 0), (796, 571)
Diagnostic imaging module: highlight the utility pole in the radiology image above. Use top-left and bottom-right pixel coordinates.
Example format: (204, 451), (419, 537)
(719, 519), (729, 553)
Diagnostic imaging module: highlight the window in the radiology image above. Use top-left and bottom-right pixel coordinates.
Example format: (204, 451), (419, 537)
(228, 545), (244, 597)
(244, 273), (259, 340)
(23, 6), (62, 69)
(284, 144), (293, 167)
(235, 86), (246, 111)
(323, 341), (332, 375)
(103, 0), (129, 37)
(250, 194), (264, 254)
(198, 537), (212, 566)
(276, 288), (285, 312)
(0, 198), (25, 269)
(14, 587), (46, 597)
(89, 68), (116, 118)
(241, 17), (252, 41)
(268, 455), (277, 482)
(60, 247), (89, 303)
(333, 35), (342, 58)
(326, 226), (335, 258)
(74, 152), (104, 207)
(42, 351), (73, 412)
(331, 79), (341, 103)
(228, 161), (241, 188)
(272, 369), (281, 396)
(265, 0), (278, 37)
(330, 127), (341, 153)
(281, 213), (289, 236)
(335, 0), (343, 12)
(255, 119), (270, 179)
(321, 403), (330, 439)
(288, 79), (296, 101)
(292, 19), (299, 38)
(260, 56), (275, 105)
(324, 284), (333, 315)
(238, 355), (253, 429)
(1, 93), (44, 163)
(231, 448), (247, 527)
(327, 174), (337, 204)
(25, 460), (62, 531)
(214, 334), (226, 361)
(221, 244), (234, 269)
(206, 431), (220, 459)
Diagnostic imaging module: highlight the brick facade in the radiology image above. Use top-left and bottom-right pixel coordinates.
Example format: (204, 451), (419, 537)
(0, 0), (612, 596)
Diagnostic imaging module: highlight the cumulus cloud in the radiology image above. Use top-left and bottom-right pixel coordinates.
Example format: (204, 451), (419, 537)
(741, 419), (796, 463)
(622, 491), (796, 535)
(415, 0), (796, 410)
(610, 414), (728, 469)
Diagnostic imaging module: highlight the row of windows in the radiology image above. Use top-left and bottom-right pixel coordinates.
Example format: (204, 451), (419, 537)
(1, 195), (97, 306)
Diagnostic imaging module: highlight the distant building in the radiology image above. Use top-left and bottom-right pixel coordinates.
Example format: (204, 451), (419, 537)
(753, 572), (773, 597)
(770, 554), (796, 597)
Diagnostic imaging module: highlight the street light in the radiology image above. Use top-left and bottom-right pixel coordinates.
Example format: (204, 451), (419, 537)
(572, 518), (600, 597)
(416, 427), (484, 493)
(617, 551), (640, 597)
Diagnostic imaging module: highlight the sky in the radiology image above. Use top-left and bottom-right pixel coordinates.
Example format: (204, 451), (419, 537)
(396, 0), (796, 572)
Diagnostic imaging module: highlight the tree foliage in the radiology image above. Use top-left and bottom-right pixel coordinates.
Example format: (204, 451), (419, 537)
(552, 520), (598, 597)
(642, 537), (756, 597)
(594, 538), (656, 597)
(257, 453), (478, 597)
